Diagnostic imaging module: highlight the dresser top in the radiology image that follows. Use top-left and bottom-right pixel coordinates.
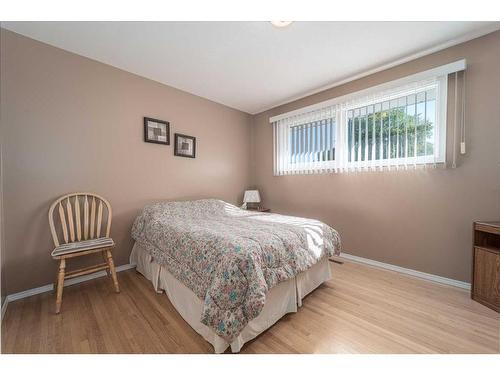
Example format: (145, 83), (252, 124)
(475, 221), (500, 235)
(475, 221), (500, 228)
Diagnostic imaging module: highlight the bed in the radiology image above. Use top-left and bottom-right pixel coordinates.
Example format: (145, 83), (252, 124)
(130, 199), (341, 353)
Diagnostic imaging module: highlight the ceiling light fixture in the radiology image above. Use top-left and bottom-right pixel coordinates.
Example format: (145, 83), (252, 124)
(270, 21), (293, 28)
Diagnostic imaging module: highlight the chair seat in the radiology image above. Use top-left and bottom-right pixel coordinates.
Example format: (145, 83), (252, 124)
(51, 237), (115, 257)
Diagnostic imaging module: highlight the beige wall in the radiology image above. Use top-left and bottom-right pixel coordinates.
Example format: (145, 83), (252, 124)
(252, 30), (500, 283)
(0, 29), (253, 294)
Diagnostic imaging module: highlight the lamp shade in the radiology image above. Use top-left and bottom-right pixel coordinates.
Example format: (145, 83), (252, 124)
(243, 190), (261, 203)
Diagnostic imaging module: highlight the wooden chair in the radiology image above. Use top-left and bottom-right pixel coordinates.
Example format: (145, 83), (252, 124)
(48, 193), (120, 313)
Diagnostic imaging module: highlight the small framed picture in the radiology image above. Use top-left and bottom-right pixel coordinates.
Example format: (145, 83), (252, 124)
(144, 117), (170, 145)
(174, 133), (196, 158)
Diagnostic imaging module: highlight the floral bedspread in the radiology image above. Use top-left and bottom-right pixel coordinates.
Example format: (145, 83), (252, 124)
(131, 199), (341, 342)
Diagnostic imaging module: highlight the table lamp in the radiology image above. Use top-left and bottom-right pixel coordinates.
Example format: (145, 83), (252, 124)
(242, 190), (261, 210)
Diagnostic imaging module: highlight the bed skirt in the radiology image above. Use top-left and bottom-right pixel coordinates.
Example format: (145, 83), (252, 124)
(130, 242), (332, 353)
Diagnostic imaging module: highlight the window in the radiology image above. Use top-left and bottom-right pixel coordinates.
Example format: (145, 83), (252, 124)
(273, 107), (338, 175)
(289, 118), (336, 166)
(345, 83), (442, 168)
(271, 60), (465, 175)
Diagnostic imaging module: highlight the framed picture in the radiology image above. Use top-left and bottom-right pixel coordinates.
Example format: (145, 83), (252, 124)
(144, 117), (170, 145)
(174, 133), (196, 158)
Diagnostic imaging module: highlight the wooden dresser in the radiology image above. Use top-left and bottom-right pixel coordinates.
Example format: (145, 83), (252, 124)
(472, 221), (500, 312)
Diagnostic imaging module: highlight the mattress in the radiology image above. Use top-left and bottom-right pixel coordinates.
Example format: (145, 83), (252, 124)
(130, 242), (332, 353)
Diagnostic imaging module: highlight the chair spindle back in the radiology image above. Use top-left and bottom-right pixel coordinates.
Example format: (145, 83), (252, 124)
(48, 193), (112, 247)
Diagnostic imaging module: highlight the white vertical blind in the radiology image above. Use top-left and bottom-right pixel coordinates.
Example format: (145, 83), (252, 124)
(273, 107), (338, 175)
(271, 68), (469, 176)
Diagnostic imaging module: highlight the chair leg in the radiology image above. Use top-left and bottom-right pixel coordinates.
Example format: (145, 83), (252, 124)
(53, 271), (59, 292)
(55, 258), (66, 314)
(105, 250), (120, 293)
(102, 252), (111, 277)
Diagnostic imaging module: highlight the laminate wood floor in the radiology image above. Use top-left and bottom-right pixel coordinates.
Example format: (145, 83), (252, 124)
(2, 260), (499, 354)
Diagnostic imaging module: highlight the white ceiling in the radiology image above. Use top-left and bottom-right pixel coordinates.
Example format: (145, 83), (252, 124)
(3, 21), (500, 114)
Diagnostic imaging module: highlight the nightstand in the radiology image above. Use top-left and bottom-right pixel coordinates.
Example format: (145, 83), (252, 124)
(247, 207), (270, 213)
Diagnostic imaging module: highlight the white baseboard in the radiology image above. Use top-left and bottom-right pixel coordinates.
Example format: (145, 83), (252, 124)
(339, 253), (471, 290)
(1, 263), (136, 320)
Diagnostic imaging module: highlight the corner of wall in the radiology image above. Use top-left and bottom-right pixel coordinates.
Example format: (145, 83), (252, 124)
(0, 27), (7, 308)
(249, 114), (257, 188)
(0, 127), (7, 309)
